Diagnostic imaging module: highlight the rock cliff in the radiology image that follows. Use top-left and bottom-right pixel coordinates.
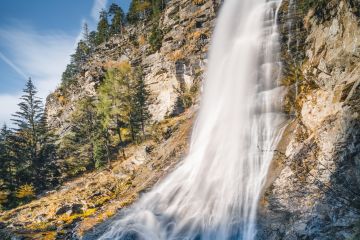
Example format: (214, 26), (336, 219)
(0, 0), (359, 239)
(46, 0), (221, 137)
(259, 0), (360, 239)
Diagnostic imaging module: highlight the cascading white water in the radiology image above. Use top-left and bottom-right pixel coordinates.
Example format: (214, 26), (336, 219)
(99, 0), (286, 239)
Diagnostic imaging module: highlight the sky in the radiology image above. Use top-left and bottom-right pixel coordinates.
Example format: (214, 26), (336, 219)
(0, 0), (131, 125)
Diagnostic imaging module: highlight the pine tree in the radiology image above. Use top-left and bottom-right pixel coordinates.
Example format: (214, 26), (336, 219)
(127, 0), (165, 23)
(11, 78), (57, 189)
(127, 0), (151, 23)
(59, 97), (101, 174)
(88, 31), (97, 49)
(11, 78), (44, 183)
(82, 22), (90, 45)
(96, 10), (110, 45)
(71, 40), (90, 64)
(97, 62), (136, 158)
(0, 125), (15, 191)
(133, 67), (152, 137)
(108, 3), (125, 35)
(37, 115), (59, 188)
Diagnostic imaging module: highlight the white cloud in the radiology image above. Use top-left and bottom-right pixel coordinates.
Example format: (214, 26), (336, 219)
(0, 51), (28, 80)
(0, 0), (105, 125)
(0, 24), (79, 125)
(91, 0), (108, 22)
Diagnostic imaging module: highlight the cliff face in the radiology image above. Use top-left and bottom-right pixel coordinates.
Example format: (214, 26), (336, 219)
(1, 0), (359, 239)
(259, 1), (360, 239)
(46, 0), (221, 136)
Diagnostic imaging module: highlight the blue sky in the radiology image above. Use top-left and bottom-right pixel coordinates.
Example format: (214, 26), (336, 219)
(0, 0), (131, 125)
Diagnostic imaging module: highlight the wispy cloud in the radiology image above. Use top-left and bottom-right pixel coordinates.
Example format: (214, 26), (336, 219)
(91, 0), (108, 22)
(0, 23), (78, 125)
(0, 51), (28, 80)
(0, 0), (105, 125)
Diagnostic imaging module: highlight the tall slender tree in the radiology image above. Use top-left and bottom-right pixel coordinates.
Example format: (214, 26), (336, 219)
(0, 125), (15, 191)
(108, 3), (125, 35)
(11, 78), (44, 182)
(133, 67), (152, 137)
(59, 97), (101, 174)
(11, 78), (57, 188)
(97, 62), (136, 157)
(96, 10), (110, 45)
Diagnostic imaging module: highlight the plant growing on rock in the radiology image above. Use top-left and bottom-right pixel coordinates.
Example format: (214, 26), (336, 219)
(16, 184), (35, 200)
(148, 26), (163, 52)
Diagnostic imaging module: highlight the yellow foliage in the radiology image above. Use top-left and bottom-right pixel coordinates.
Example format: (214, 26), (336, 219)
(59, 208), (97, 224)
(94, 196), (111, 206)
(191, 31), (202, 40)
(138, 35), (147, 46)
(29, 221), (52, 231)
(104, 60), (131, 71)
(0, 191), (9, 204)
(43, 232), (57, 240)
(104, 209), (116, 218)
(58, 95), (67, 105)
(16, 184), (35, 199)
(169, 50), (184, 62)
(192, 0), (206, 5)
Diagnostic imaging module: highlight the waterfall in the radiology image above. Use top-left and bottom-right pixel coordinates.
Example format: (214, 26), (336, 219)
(99, 0), (286, 239)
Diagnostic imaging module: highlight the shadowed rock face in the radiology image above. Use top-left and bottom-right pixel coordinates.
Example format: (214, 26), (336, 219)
(258, 1), (360, 239)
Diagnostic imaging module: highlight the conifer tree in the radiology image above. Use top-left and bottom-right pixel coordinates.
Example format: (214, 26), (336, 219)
(11, 78), (44, 183)
(11, 78), (57, 188)
(0, 125), (15, 191)
(37, 115), (59, 188)
(133, 67), (152, 136)
(108, 3), (125, 35)
(127, 0), (151, 23)
(72, 40), (90, 64)
(82, 22), (90, 45)
(59, 97), (101, 174)
(97, 62), (136, 157)
(96, 10), (110, 45)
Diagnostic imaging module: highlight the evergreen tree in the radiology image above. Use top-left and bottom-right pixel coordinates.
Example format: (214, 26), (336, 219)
(88, 31), (97, 49)
(11, 78), (44, 183)
(127, 0), (151, 23)
(127, 0), (165, 23)
(0, 125), (15, 191)
(37, 115), (59, 188)
(108, 3), (125, 35)
(59, 97), (101, 174)
(151, 0), (166, 17)
(96, 10), (110, 45)
(82, 22), (90, 45)
(61, 63), (78, 87)
(11, 78), (57, 189)
(97, 62), (136, 158)
(133, 67), (152, 136)
(72, 40), (90, 65)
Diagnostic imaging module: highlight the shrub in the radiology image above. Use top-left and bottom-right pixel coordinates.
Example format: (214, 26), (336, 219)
(192, 0), (206, 6)
(138, 35), (147, 46)
(169, 50), (184, 62)
(0, 191), (8, 205)
(148, 26), (163, 52)
(16, 184), (35, 199)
